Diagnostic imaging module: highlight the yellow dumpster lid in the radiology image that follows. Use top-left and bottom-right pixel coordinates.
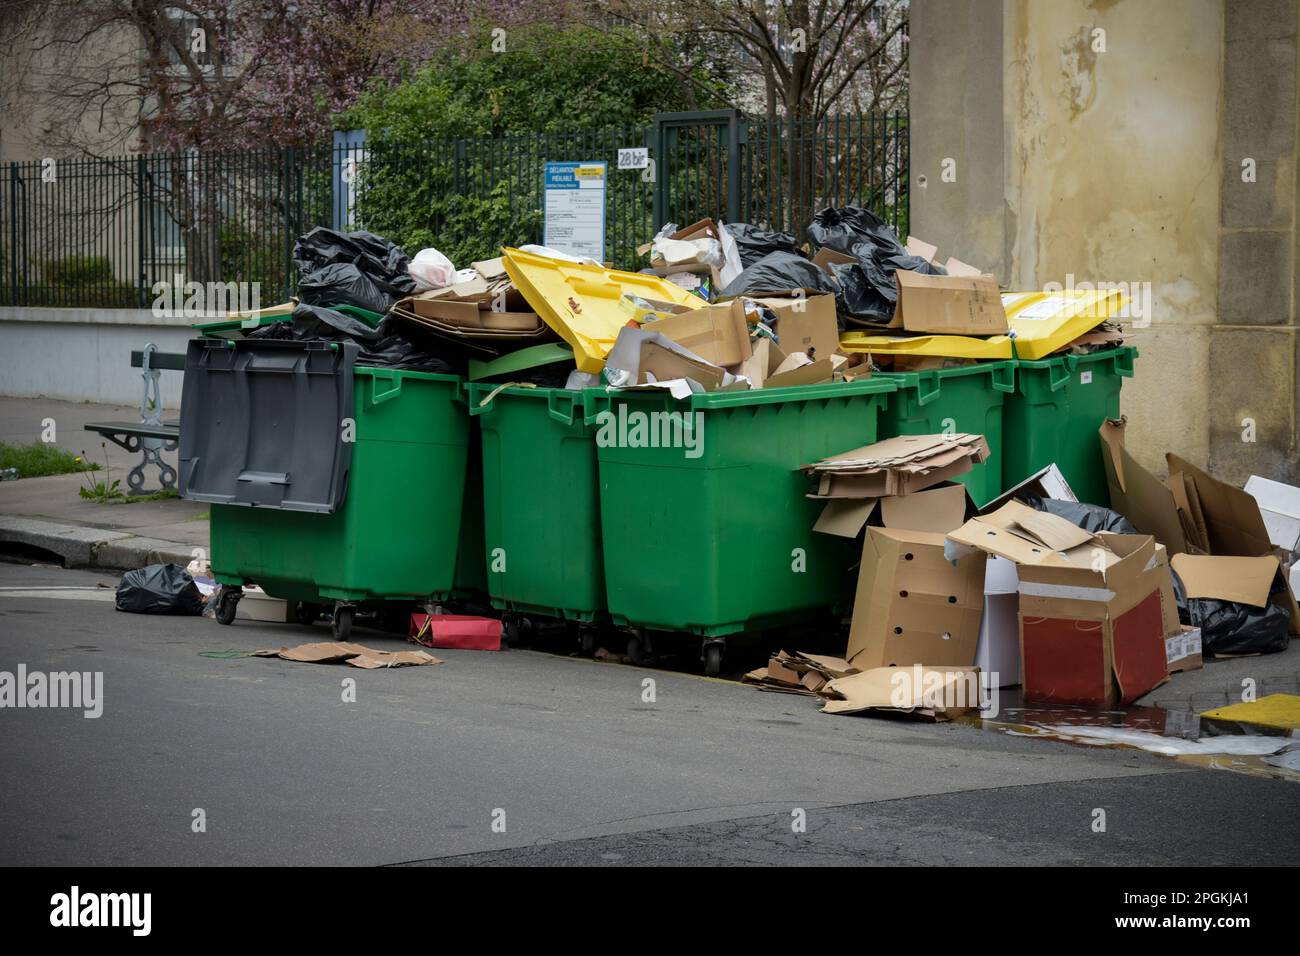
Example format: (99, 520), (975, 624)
(839, 288), (1126, 360)
(502, 247), (703, 373)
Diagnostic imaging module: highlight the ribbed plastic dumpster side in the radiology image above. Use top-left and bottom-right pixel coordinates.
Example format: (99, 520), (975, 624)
(875, 360), (1016, 506)
(1002, 346), (1138, 506)
(585, 378), (897, 637)
(468, 384), (606, 621)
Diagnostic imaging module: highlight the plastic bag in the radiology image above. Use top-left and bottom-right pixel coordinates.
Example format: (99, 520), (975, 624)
(409, 248), (456, 292)
(719, 251), (837, 298)
(1023, 496), (1138, 534)
(1171, 569), (1292, 656)
(807, 205), (904, 256)
(723, 222), (800, 267)
(293, 227), (416, 312)
(115, 563), (205, 615)
(807, 207), (947, 324)
(249, 303), (382, 344)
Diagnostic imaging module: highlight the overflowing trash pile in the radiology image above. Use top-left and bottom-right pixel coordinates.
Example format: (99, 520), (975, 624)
(166, 204), (1299, 707)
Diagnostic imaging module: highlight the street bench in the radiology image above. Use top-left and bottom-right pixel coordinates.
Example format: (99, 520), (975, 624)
(84, 345), (183, 493)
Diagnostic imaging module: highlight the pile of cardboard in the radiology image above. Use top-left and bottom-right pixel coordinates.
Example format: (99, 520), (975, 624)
(741, 650), (982, 722)
(391, 257), (554, 356)
(742, 650), (858, 695)
(772, 427), (1232, 715)
(605, 290), (860, 395)
(1099, 417), (1300, 656)
(803, 434), (990, 499)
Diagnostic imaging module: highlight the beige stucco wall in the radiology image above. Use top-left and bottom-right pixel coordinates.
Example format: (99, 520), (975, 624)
(913, 0), (1299, 485)
(1002, 0), (1222, 474)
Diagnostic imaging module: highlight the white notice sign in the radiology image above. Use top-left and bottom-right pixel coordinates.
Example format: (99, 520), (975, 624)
(543, 161), (607, 261)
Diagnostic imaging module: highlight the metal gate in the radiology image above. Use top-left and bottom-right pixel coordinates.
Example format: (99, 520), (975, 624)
(652, 110), (744, 229)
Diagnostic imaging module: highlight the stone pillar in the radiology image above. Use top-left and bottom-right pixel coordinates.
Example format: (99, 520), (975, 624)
(910, 0), (1299, 484)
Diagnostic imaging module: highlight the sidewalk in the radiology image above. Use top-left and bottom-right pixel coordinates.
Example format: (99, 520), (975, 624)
(0, 396), (206, 570)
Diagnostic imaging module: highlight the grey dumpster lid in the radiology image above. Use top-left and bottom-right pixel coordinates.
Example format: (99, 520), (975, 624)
(179, 338), (357, 513)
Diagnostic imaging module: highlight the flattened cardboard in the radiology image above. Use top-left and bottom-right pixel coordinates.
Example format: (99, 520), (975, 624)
(905, 235), (938, 263)
(847, 526), (987, 669)
(880, 482), (970, 533)
(894, 270), (1008, 335)
(637, 339), (726, 390)
(822, 665), (982, 720)
(807, 434), (990, 499)
(253, 642), (443, 668)
(942, 257), (985, 278)
(813, 497), (879, 537)
(737, 335), (770, 388)
(1170, 553), (1279, 607)
(1099, 419), (1194, 553)
(644, 298), (751, 367)
(813, 247), (856, 275)
(766, 357), (833, 388)
(1168, 453), (1273, 558)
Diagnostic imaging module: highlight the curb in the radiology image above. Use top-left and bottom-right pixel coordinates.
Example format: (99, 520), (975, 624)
(0, 515), (194, 572)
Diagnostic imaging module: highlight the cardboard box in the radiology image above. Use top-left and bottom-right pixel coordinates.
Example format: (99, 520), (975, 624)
(846, 526), (987, 669)
(748, 294), (840, 366)
(1017, 535), (1170, 708)
(643, 298), (751, 367)
(893, 270), (1008, 335)
(947, 503), (1171, 706)
(1166, 625), (1203, 674)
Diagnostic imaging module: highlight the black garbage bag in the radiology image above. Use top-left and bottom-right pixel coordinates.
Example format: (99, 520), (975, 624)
(248, 303), (382, 344)
(357, 317), (458, 374)
(808, 205), (948, 324)
(720, 251), (837, 298)
(1023, 496), (1138, 534)
(116, 564), (205, 616)
(297, 261), (398, 316)
(293, 227), (416, 313)
(724, 222), (801, 267)
(1171, 568), (1291, 656)
(807, 205), (905, 256)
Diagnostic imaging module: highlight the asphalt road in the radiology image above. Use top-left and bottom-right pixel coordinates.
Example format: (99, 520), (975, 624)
(1, 562), (1297, 866)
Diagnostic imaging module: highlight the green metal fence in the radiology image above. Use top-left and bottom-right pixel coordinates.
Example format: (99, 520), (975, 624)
(0, 111), (907, 309)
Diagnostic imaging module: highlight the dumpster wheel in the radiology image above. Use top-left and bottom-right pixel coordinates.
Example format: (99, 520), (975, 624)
(215, 588), (241, 626)
(332, 604), (356, 641)
(702, 641), (723, 677)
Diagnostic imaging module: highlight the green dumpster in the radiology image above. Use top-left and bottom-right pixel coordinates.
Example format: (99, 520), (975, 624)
(875, 360), (1016, 507)
(1002, 346), (1137, 506)
(182, 339), (471, 637)
(468, 383), (606, 621)
(584, 378), (896, 641)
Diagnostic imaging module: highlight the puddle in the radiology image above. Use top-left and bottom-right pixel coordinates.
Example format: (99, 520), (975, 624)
(965, 691), (1300, 782)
